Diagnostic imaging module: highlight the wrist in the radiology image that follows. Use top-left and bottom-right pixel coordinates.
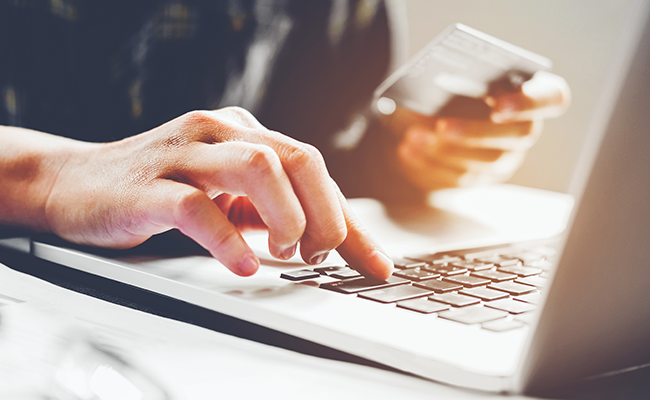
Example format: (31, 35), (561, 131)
(0, 126), (94, 232)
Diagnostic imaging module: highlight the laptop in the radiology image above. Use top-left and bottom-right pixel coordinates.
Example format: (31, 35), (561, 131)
(2, 0), (650, 395)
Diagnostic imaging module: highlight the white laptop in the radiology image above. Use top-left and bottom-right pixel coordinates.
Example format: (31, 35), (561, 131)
(2, 0), (650, 395)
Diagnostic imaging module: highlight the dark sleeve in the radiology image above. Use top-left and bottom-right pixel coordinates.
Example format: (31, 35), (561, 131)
(255, 0), (426, 205)
(326, 116), (427, 205)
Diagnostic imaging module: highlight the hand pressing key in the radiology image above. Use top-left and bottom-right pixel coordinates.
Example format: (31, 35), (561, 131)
(0, 107), (394, 279)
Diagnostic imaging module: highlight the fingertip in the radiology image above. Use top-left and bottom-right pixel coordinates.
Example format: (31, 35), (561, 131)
(308, 251), (330, 265)
(490, 110), (515, 123)
(279, 242), (298, 260)
(235, 253), (260, 276)
(366, 249), (394, 280)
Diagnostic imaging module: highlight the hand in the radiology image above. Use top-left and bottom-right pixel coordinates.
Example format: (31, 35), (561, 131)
(384, 71), (571, 190)
(40, 108), (393, 278)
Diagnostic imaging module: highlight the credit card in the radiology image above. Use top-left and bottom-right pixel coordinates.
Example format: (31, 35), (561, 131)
(374, 23), (552, 116)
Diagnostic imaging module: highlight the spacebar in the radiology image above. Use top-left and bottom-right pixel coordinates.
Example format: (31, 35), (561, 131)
(320, 276), (409, 294)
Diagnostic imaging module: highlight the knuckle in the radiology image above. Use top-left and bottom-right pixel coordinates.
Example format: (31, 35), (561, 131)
(302, 213), (346, 251)
(283, 142), (325, 171)
(180, 110), (215, 128)
(319, 217), (348, 249)
(169, 110), (215, 145)
(174, 188), (207, 224)
(275, 216), (307, 247)
(223, 106), (253, 118)
(244, 145), (282, 177)
(220, 106), (262, 129)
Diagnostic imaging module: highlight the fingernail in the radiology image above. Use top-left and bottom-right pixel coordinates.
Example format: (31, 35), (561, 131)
(369, 249), (394, 280)
(491, 111), (517, 123)
(522, 75), (555, 99)
(279, 243), (298, 260)
(238, 254), (259, 276)
(309, 251), (330, 265)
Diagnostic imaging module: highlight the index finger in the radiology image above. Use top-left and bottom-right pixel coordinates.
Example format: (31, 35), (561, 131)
(331, 182), (394, 280)
(488, 71), (571, 122)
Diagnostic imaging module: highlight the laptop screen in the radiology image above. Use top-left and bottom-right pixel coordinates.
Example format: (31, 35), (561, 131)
(519, 0), (650, 392)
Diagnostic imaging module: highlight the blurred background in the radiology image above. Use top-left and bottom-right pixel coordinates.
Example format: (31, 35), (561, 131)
(403, 0), (629, 193)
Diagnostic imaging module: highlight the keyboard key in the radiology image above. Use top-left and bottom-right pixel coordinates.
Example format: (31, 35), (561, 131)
(306, 275), (341, 286)
(424, 264), (467, 276)
(460, 287), (509, 301)
(359, 285), (434, 303)
(408, 254), (461, 265)
(397, 298), (450, 314)
(442, 275), (491, 288)
(484, 298), (537, 314)
(450, 260), (494, 271)
(498, 265), (543, 277)
(320, 275), (409, 294)
(392, 258), (427, 270)
(438, 306), (507, 325)
(482, 319), (525, 332)
(394, 268), (440, 281)
(471, 270), (517, 282)
(477, 256), (521, 267)
(515, 276), (547, 288)
(330, 269), (362, 279)
(514, 292), (542, 304)
(314, 266), (346, 276)
(280, 269), (320, 281)
(488, 281), (536, 296)
(413, 279), (462, 293)
(430, 293), (480, 307)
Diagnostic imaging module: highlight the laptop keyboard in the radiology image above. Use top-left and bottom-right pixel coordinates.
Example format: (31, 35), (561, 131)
(279, 240), (558, 332)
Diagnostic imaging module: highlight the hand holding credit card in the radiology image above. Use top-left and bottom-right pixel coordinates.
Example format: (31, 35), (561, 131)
(374, 23), (553, 117)
(374, 23), (570, 191)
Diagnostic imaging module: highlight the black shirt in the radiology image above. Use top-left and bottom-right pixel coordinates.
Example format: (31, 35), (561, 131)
(1, 0), (424, 203)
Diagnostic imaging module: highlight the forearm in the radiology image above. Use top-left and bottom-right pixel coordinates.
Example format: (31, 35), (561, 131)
(0, 126), (90, 231)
